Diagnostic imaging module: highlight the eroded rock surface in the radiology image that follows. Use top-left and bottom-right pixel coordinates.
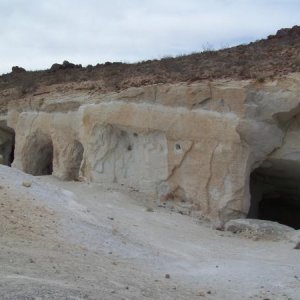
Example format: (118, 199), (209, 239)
(2, 74), (300, 225)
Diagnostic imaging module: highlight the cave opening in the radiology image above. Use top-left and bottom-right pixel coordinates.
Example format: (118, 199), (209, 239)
(0, 121), (15, 166)
(23, 131), (53, 176)
(248, 159), (300, 229)
(9, 134), (15, 166)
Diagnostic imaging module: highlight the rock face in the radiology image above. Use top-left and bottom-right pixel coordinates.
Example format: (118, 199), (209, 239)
(2, 73), (300, 225)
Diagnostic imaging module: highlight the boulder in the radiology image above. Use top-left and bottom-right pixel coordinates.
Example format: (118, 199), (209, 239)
(49, 63), (62, 72)
(288, 230), (300, 244)
(225, 219), (295, 240)
(11, 66), (26, 73)
(62, 60), (76, 69)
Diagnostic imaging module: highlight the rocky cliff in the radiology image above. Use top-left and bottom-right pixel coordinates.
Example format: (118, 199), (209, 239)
(1, 26), (300, 226)
(0, 72), (299, 226)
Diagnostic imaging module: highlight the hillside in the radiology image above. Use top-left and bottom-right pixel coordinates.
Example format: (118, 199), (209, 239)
(0, 25), (300, 97)
(1, 165), (299, 299)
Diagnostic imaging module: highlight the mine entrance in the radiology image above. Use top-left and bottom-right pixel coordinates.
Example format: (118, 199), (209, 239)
(248, 159), (300, 229)
(23, 131), (53, 176)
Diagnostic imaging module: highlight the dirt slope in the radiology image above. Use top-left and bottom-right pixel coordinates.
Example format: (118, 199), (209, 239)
(0, 165), (299, 299)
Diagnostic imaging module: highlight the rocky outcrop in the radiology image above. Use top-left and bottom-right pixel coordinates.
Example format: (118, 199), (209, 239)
(2, 73), (300, 225)
(224, 219), (295, 241)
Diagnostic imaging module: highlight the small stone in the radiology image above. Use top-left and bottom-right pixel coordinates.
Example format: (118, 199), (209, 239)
(22, 181), (32, 188)
(215, 225), (224, 231)
(197, 289), (206, 297)
(224, 219), (294, 240)
(165, 273), (170, 279)
(294, 242), (300, 249)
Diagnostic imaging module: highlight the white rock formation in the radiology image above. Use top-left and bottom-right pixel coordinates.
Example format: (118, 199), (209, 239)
(2, 74), (300, 225)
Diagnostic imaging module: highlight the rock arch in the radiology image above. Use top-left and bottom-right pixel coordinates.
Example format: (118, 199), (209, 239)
(22, 130), (53, 176)
(248, 159), (300, 229)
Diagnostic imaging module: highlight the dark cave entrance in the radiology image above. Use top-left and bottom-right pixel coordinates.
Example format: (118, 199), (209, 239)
(0, 122), (15, 166)
(23, 131), (54, 176)
(9, 134), (15, 166)
(248, 159), (300, 229)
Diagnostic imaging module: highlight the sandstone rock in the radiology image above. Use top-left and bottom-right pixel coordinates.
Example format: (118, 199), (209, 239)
(4, 75), (300, 226)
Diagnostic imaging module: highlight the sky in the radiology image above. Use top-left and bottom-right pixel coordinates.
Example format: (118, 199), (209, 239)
(1, 0), (300, 74)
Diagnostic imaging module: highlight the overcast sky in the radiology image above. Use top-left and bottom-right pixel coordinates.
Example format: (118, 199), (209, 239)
(1, 0), (300, 74)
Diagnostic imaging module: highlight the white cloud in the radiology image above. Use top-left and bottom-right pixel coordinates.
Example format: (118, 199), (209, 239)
(1, 0), (299, 74)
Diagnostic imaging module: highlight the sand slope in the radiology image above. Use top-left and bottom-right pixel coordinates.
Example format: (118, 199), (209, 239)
(0, 165), (299, 299)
